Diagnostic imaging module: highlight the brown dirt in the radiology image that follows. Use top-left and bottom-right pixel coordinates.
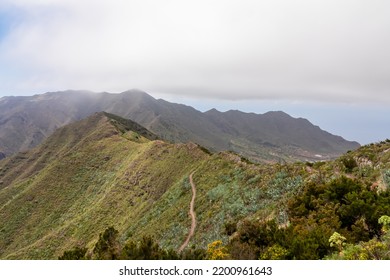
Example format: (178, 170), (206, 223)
(178, 171), (197, 253)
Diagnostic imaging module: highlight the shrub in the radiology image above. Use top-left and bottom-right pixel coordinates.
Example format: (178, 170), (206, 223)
(329, 232), (346, 253)
(341, 156), (358, 172)
(260, 244), (289, 260)
(122, 235), (179, 260)
(93, 226), (120, 260)
(378, 215), (390, 232)
(206, 240), (230, 260)
(58, 246), (88, 260)
(224, 220), (237, 236)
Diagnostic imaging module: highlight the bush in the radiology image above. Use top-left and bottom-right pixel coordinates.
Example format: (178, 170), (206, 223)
(93, 226), (120, 260)
(180, 247), (207, 260)
(58, 246), (88, 260)
(341, 156), (358, 172)
(206, 240), (230, 260)
(122, 235), (179, 260)
(224, 220), (237, 236)
(260, 244), (289, 260)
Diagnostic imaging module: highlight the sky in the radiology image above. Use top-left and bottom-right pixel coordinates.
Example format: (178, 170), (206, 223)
(0, 0), (389, 144)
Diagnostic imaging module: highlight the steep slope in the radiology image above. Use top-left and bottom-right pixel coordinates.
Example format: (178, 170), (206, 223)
(0, 91), (97, 155)
(0, 90), (359, 162)
(0, 112), (209, 259)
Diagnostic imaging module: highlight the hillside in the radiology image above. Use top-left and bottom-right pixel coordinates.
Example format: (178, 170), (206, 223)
(0, 112), (208, 258)
(0, 90), (359, 162)
(0, 113), (388, 259)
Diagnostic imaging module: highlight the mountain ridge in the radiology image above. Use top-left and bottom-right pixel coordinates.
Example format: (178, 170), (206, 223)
(0, 89), (360, 162)
(0, 112), (210, 258)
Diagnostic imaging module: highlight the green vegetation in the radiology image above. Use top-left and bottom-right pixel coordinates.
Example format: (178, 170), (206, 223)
(59, 247), (88, 260)
(326, 215), (390, 260)
(1, 112), (390, 259)
(223, 174), (390, 259)
(340, 155), (358, 172)
(329, 232), (347, 253)
(60, 226), (205, 260)
(206, 240), (230, 260)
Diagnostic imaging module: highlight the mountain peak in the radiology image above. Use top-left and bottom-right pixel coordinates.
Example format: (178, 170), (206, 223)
(204, 108), (221, 114)
(102, 112), (158, 141)
(263, 110), (291, 118)
(38, 112), (158, 156)
(120, 89), (156, 100)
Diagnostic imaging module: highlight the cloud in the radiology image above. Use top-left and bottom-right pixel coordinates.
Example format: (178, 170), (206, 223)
(1, 0), (390, 104)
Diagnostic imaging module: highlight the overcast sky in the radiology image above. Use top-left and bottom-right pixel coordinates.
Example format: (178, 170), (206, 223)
(0, 0), (389, 144)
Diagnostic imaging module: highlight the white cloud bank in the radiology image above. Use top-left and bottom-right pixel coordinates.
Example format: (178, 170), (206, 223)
(1, 0), (390, 103)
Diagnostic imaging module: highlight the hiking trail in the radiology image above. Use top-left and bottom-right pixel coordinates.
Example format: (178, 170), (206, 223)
(178, 171), (197, 253)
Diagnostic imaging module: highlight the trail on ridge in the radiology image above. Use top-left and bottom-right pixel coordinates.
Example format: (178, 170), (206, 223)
(178, 171), (197, 253)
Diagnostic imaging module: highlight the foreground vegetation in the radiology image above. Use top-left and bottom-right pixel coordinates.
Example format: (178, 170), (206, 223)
(60, 139), (390, 260)
(61, 177), (390, 260)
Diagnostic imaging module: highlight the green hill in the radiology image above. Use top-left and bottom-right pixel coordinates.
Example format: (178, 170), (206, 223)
(0, 113), (388, 259)
(0, 112), (205, 258)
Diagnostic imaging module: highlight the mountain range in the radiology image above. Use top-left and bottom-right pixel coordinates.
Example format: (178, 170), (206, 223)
(0, 89), (359, 162)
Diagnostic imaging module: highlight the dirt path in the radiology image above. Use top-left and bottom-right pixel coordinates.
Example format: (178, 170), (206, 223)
(178, 171), (197, 253)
